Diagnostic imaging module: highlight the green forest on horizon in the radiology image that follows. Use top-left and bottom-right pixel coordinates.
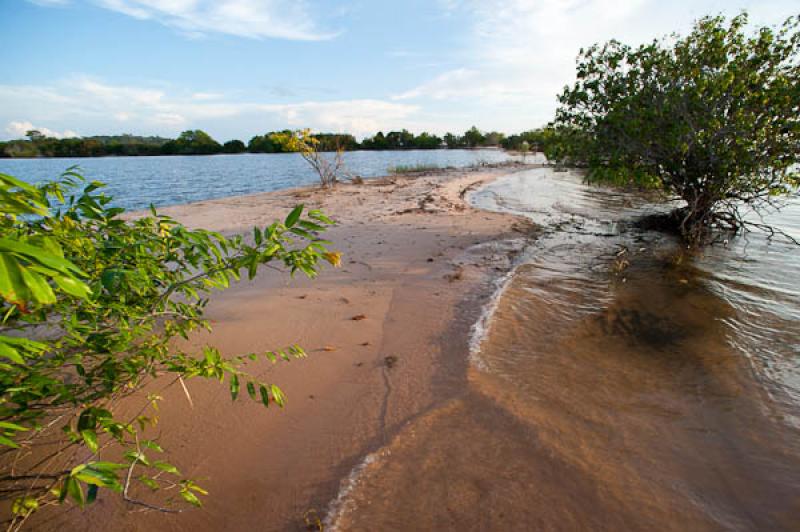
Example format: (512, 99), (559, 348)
(0, 127), (548, 158)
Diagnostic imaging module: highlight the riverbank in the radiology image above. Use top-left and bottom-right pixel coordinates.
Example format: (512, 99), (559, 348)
(0, 149), (526, 211)
(329, 168), (800, 531)
(37, 164), (541, 531)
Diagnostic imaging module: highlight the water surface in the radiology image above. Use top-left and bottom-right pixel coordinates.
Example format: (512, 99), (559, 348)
(0, 149), (514, 211)
(330, 168), (800, 531)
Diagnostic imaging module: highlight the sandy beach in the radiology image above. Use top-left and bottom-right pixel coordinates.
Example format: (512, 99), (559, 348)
(36, 164), (539, 531)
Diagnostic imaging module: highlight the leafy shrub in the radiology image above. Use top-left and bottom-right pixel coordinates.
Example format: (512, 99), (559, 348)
(552, 13), (800, 244)
(276, 130), (349, 188)
(0, 168), (339, 528)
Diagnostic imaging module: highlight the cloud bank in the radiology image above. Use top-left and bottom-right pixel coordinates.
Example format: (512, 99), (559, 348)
(0, 77), (418, 140)
(5, 121), (78, 139)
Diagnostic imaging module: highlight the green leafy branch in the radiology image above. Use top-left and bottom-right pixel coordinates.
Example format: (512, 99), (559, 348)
(0, 168), (339, 529)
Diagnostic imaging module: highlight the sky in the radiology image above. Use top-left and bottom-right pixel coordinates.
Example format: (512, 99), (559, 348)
(0, 0), (797, 141)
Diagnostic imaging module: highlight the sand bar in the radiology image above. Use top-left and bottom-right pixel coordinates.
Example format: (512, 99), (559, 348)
(37, 164), (539, 531)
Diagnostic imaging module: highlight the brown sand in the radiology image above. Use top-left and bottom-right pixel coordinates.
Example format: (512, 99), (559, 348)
(37, 166), (538, 531)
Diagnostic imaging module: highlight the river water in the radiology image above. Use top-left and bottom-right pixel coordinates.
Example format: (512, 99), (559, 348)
(0, 149), (515, 211)
(328, 168), (800, 531)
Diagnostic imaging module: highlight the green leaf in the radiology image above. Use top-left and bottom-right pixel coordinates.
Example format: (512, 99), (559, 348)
(153, 461), (180, 475)
(180, 490), (202, 507)
(52, 274), (92, 299)
(80, 429), (99, 453)
(139, 476), (160, 491)
(141, 440), (164, 452)
(284, 204), (304, 228)
(259, 384), (270, 407)
(124, 450), (150, 466)
(270, 385), (286, 407)
(0, 172), (41, 195)
(289, 227), (314, 239)
(20, 267), (56, 305)
(187, 482), (208, 495)
(246, 381), (256, 400)
(308, 210), (334, 224)
(65, 476), (85, 507)
(57, 478), (68, 503)
(89, 461), (128, 471)
(229, 374), (240, 401)
(0, 238), (85, 275)
(0, 340), (25, 365)
(0, 421), (29, 432)
(0, 253), (30, 305)
(77, 409), (97, 431)
(86, 485), (98, 504)
(298, 220), (326, 232)
(0, 434), (20, 448)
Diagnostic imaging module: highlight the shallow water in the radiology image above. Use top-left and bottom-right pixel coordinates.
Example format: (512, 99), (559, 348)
(329, 168), (800, 531)
(0, 149), (521, 211)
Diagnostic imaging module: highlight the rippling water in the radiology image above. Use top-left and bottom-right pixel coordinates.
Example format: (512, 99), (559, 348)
(330, 168), (800, 531)
(0, 149), (514, 211)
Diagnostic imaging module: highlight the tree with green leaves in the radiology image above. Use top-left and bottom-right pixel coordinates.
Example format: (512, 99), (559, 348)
(463, 126), (485, 148)
(222, 139), (247, 154)
(443, 132), (464, 149)
(0, 169), (339, 529)
(359, 131), (386, 150)
(501, 129), (549, 152)
(24, 131), (44, 142)
(482, 131), (505, 147)
(412, 132), (443, 149)
(161, 130), (222, 155)
(552, 13), (800, 244)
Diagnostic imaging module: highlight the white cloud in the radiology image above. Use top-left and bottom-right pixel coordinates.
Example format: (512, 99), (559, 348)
(191, 92), (224, 101)
(392, 68), (543, 103)
(399, 0), (793, 131)
(75, 78), (165, 106)
(25, 0), (70, 6)
(91, 0), (338, 40)
(261, 100), (419, 137)
(151, 112), (186, 126)
(0, 78), (418, 140)
(396, 0), (649, 123)
(5, 121), (78, 139)
(393, 69), (479, 101)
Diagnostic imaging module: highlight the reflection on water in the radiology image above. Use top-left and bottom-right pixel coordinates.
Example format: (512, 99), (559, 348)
(0, 149), (520, 211)
(330, 168), (800, 531)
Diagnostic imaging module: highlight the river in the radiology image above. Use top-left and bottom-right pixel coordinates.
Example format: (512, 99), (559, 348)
(0, 149), (517, 211)
(327, 167), (800, 531)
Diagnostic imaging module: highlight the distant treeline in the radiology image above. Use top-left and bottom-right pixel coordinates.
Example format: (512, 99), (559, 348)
(0, 126), (553, 158)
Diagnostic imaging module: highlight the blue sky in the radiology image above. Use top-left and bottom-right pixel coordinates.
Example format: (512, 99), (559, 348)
(1, 0), (796, 141)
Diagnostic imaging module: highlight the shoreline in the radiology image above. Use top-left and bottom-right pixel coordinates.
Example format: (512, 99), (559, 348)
(138, 160), (540, 221)
(41, 164), (541, 531)
(0, 146), (516, 161)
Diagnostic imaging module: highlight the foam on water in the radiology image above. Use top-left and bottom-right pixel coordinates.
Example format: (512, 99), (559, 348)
(323, 450), (387, 531)
(466, 266), (517, 371)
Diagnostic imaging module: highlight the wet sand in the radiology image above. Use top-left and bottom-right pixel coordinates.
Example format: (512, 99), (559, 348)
(37, 165), (539, 531)
(329, 169), (800, 531)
